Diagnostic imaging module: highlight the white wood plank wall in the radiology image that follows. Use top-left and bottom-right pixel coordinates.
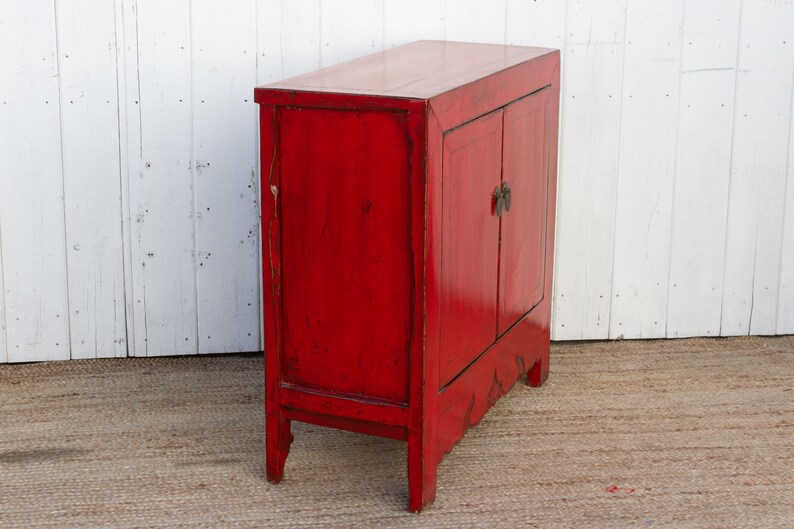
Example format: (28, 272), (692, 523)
(0, 0), (792, 362)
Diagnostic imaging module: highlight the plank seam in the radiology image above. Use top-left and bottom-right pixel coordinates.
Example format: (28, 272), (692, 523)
(0, 219), (7, 363)
(442, 0), (447, 41)
(132, 0), (145, 353)
(114, 0), (133, 358)
(188, 0), (200, 354)
(256, 0), (266, 351)
(606, 0), (632, 339)
(255, 0), (263, 352)
(719, 0), (745, 336)
(550, 0), (570, 340)
(664, 0), (690, 339)
(134, 3), (143, 161)
(52, 0), (74, 361)
(748, 218), (759, 334)
(312, 0), (323, 68)
(774, 58), (794, 334)
(382, 0), (387, 48)
(502, 0), (508, 45)
(128, 0), (145, 355)
(280, 0), (286, 78)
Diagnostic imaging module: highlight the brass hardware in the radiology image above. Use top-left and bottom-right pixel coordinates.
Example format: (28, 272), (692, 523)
(502, 181), (512, 212)
(494, 186), (504, 217)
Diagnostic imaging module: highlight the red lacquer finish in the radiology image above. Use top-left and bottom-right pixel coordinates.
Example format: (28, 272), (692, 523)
(255, 40), (560, 512)
(439, 110), (503, 388)
(498, 88), (551, 334)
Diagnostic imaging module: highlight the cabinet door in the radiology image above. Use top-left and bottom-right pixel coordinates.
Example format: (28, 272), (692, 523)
(498, 87), (551, 334)
(439, 110), (503, 387)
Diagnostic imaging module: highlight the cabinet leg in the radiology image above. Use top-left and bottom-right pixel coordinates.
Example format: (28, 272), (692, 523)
(526, 354), (549, 387)
(266, 413), (292, 483)
(407, 433), (437, 513)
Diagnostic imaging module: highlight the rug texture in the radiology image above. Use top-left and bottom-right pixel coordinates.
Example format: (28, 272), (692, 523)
(0, 337), (792, 528)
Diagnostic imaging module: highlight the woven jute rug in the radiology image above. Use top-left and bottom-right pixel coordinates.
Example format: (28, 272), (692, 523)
(0, 337), (792, 528)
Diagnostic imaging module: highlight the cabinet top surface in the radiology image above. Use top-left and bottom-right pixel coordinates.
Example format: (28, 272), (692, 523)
(256, 40), (556, 100)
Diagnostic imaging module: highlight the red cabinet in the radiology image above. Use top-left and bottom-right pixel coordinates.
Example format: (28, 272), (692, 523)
(255, 40), (560, 512)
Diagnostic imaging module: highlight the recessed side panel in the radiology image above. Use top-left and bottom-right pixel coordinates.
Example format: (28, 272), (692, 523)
(498, 88), (551, 334)
(279, 107), (412, 404)
(439, 110), (503, 388)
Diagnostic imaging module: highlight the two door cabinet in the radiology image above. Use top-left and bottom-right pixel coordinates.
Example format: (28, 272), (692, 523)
(255, 40), (560, 512)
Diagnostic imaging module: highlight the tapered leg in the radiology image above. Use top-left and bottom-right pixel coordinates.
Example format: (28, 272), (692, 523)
(526, 354), (549, 387)
(266, 412), (292, 483)
(407, 430), (437, 513)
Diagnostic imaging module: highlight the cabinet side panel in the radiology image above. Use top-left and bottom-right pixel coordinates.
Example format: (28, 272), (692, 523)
(279, 107), (412, 403)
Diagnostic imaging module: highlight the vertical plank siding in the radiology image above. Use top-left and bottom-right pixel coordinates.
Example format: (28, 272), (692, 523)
(552, 1), (626, 340)
(131, 0), (198, 356)
(778, 88), (794, 335)
(0, 1), (71, 362)
(383, 0), (445, 49)
(666, 0), (743, 338)
(609, 0), (686, 339)
(1, 0), (793, 362)
(281, 0), (322, 78)
(0, 218), (6, 363)
(722, 0), (794, 336)
(56, 0), (127, 358)
(190, 0), (260, 354)
(445, 0), (507, 44)
(320, 0), (384, 67)
(116, 0), (141, 357)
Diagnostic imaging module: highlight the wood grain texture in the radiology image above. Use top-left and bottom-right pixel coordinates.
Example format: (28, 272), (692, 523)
(131, 0), (197, 356)
(439, 110), (502, 388)
(437, 311), (548, 465)
(722, 0), (794, 336)
(665, 0), (742, 338)
(506, 0), (566, 49)
(565, 0), (626, 46)
(0, 1), (70, 362)
(117, 0), (141, 358)
(265, 40), (554, 99)
(280, 385), (409, 426)
(283, 0), (322, 78)
(56, 0), (126, 359)
(778, 74), (794, 335)
(191, 0), (260, 354)
(549, 1), (625, 341)
(256, 0), (284, 85)
(498, 89), (551, 335)
(259, 102), (290, 484)
(256, 0), (322, 82)
(445, 0), (506, 44)
(609, 0), (685, 339)
(420, 102), (444, 514)
(278, 107), (413, 403)
(320, 0), (383, 67)
(552, 42), (624, 340)
(383, 0), (445, 49)
(0, 224), (5, 363)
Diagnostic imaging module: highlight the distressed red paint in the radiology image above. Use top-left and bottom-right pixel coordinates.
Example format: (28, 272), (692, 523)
(255, 40), (560, 512)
